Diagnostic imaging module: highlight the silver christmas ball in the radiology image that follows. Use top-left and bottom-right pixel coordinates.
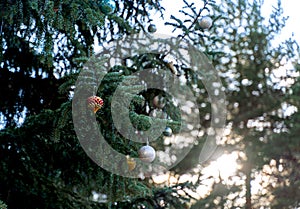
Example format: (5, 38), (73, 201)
(100, 0), (116, 15)
(163, 126), (172, 137)
(198, 16), (213, 29)
(153, 95), (166, 109)
(138, 145), (156, 163)
(148, 24), (157, 33)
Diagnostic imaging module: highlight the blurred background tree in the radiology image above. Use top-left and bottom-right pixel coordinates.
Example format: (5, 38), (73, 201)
(0, 0), (299, 209)
(169, 0), (299, 208)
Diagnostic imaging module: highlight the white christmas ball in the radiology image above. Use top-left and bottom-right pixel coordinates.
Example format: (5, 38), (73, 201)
(138, 145), (156, 163)
(199, 16), (213, 29)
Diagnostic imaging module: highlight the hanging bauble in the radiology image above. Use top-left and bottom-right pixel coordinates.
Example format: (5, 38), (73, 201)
(100, 0), (116, 15)
(126, 156), (136, 171)
(148, 24), (157, 33)
(163, 126), (172, 137)
(87, 96), (104, 113)
(138, 145), (156, 163)
(153, 95), (166, 109)
(198, 16), (213, 30)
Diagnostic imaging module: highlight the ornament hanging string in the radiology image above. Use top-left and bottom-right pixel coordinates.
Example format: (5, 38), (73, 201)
(0, 17), (3, 37)
(93, 86), (97, 96)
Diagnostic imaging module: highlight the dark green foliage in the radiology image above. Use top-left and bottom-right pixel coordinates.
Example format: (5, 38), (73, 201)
(0, 0), (164, 127)
(0, 0), (174, 208)
(0, 200), (7, 209)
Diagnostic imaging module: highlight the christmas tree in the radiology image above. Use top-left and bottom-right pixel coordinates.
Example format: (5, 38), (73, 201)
(1, 0), (299, 208)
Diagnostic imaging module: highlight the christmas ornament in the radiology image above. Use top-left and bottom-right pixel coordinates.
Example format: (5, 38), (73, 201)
(126, 156), (136, 171)
(153, 95), (166, 109)
(148, 24), (157, 33)
(166, 61), (177, 75)
(87, 96), (104, 113)
(198, 16), (213, 30)
(100, 0), (116, 15)
(163, 126), (172, 137)
(138, 145), (156, 163)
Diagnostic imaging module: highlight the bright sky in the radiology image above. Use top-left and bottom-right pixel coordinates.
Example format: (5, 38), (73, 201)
(262, 0), (300, 44)
(154, 0), (300, 46)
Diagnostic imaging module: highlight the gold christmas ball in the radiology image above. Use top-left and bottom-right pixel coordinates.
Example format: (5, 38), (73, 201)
(126, 156), (136, 171)
(153, 95), (166, 109)
(138, 145), (156, 163)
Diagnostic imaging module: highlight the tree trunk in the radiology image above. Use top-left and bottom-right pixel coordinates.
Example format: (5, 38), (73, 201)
(245, 163), (252, 209)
